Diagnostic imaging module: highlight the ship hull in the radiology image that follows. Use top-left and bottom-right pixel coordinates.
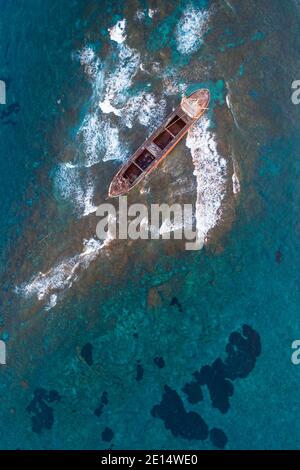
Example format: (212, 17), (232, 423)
(108, 88), (210, 198)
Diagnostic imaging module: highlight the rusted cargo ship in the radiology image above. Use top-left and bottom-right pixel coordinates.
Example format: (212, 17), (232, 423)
(108, 88), (210, 197)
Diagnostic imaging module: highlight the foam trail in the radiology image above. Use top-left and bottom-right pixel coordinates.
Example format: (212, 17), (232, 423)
(16, 235), (113, 309)
(223, 0), (236, 14)
(79, 46), (100, 79)
(99, 43), (141, 111)
(148, 8), (158, 18)
(78, 115), (127, 165)
(186, 117), (227, 247)
(96, 43), (166, 130)
(225, 83), (246, 134)
(60, 18), (172, 216)
(78, 25), (166, 160)
(54, 163), (98, 216)
(45, 294), (58, 311)
(232, 171), (240, 194)
(135, 8), (158, 21)
(176, 5), (210, 55)
(122, 92), (166, 130)
(56, 29), (143, 216)
(108, 19), (127, 44)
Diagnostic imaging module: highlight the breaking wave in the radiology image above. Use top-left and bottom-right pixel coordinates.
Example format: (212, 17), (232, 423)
(54, 162), (98, 216)
(20, 12), (233, 310)
(96, 42), (166, 130)
(232, 170), (241, 194)
(60, 41), (141, 216)
(176, 5), (210, 55)
(108, 19), (127, 44)
(78, 114), (127, 165)
(57, 21), (166, 217)
(186, 117), (227, 246)
(135, 8), (158, 21)
(16, 236), (113, 310)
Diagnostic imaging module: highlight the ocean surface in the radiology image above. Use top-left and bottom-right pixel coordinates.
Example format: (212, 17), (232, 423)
(0, 0), (299, 449)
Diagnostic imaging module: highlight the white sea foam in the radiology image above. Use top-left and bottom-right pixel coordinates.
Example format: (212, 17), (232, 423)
(16, 235), (113, 308)
(186, 117), (227, 247)
(78, 114), (126, 165)
(54, 163), (98, 216)
(176, 5), (210, 55)
(148, 8), (158, 18)
(108, 19), (127, 44)
(232, 171), (240, 194)
(99, 99), (121, 116)
(135, 10), (146, 21)
(135, 8), (158, 21)
(64, 33), (145, 215)
(98, 43), (141, 113)
(226, 94), (231, 109)
(225, 83), (244, 133)
(66, 19), (169, 216)
(224, 0), (236, 14)
(77, 112), (103, 166)
(45, 294), (58, 311)
(77, 24), (167, 163)
(79, 46), (99, 78)
(122, 92), (166, 130)
(163, 76), (187, 96)
(94, 42), (165, 131)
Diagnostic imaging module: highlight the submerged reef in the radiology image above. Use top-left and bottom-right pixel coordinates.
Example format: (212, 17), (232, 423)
(136, 360), (144, 382)
(182, 380), (203, 404)
(169, 297), (183, 313)
(152, 325), (261, 446)
(151, 385), (209, 441)
(209, 428), (228, 449)
(26, 388), (61, 434)
(102, 427), (114, 442)
(193, 324), (261, 413)
(154, 356), (165, 368)
(80, 342), (94, 366)
(94, 392), (108, 418)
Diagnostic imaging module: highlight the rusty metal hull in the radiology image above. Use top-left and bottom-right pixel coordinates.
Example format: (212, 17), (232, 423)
(108, 88), (210, 198)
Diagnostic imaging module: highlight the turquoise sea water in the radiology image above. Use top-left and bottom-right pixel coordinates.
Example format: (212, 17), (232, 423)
(0, 0), (300, 449)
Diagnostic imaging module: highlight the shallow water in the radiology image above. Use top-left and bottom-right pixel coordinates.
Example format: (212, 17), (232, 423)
(0, 0), (299, 449)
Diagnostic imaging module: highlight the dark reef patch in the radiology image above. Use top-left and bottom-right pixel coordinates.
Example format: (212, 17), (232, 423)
(26, 388), (61, 434)
(154, 356), (165, 368)
(136, 360), (144, 382)
(193, 324), (261, 413)
(152, 325), (261, 446)
(275, 249), (282, 264)
(210, 428), (228, 449)
(0, 102), (20, 124)
(223, 324), (261, 380)
(102, 427), (114, 442)
(94, 391), (108, 418)
(182, 380), (203, 404)
(81, 342), (93, 366)
(151, 385), (209, 441)
(169, 297), (183, 313)
(194, 359), (234, 414)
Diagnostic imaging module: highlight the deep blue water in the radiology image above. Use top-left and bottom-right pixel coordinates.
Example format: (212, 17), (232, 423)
(0, 0), (300, 450)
